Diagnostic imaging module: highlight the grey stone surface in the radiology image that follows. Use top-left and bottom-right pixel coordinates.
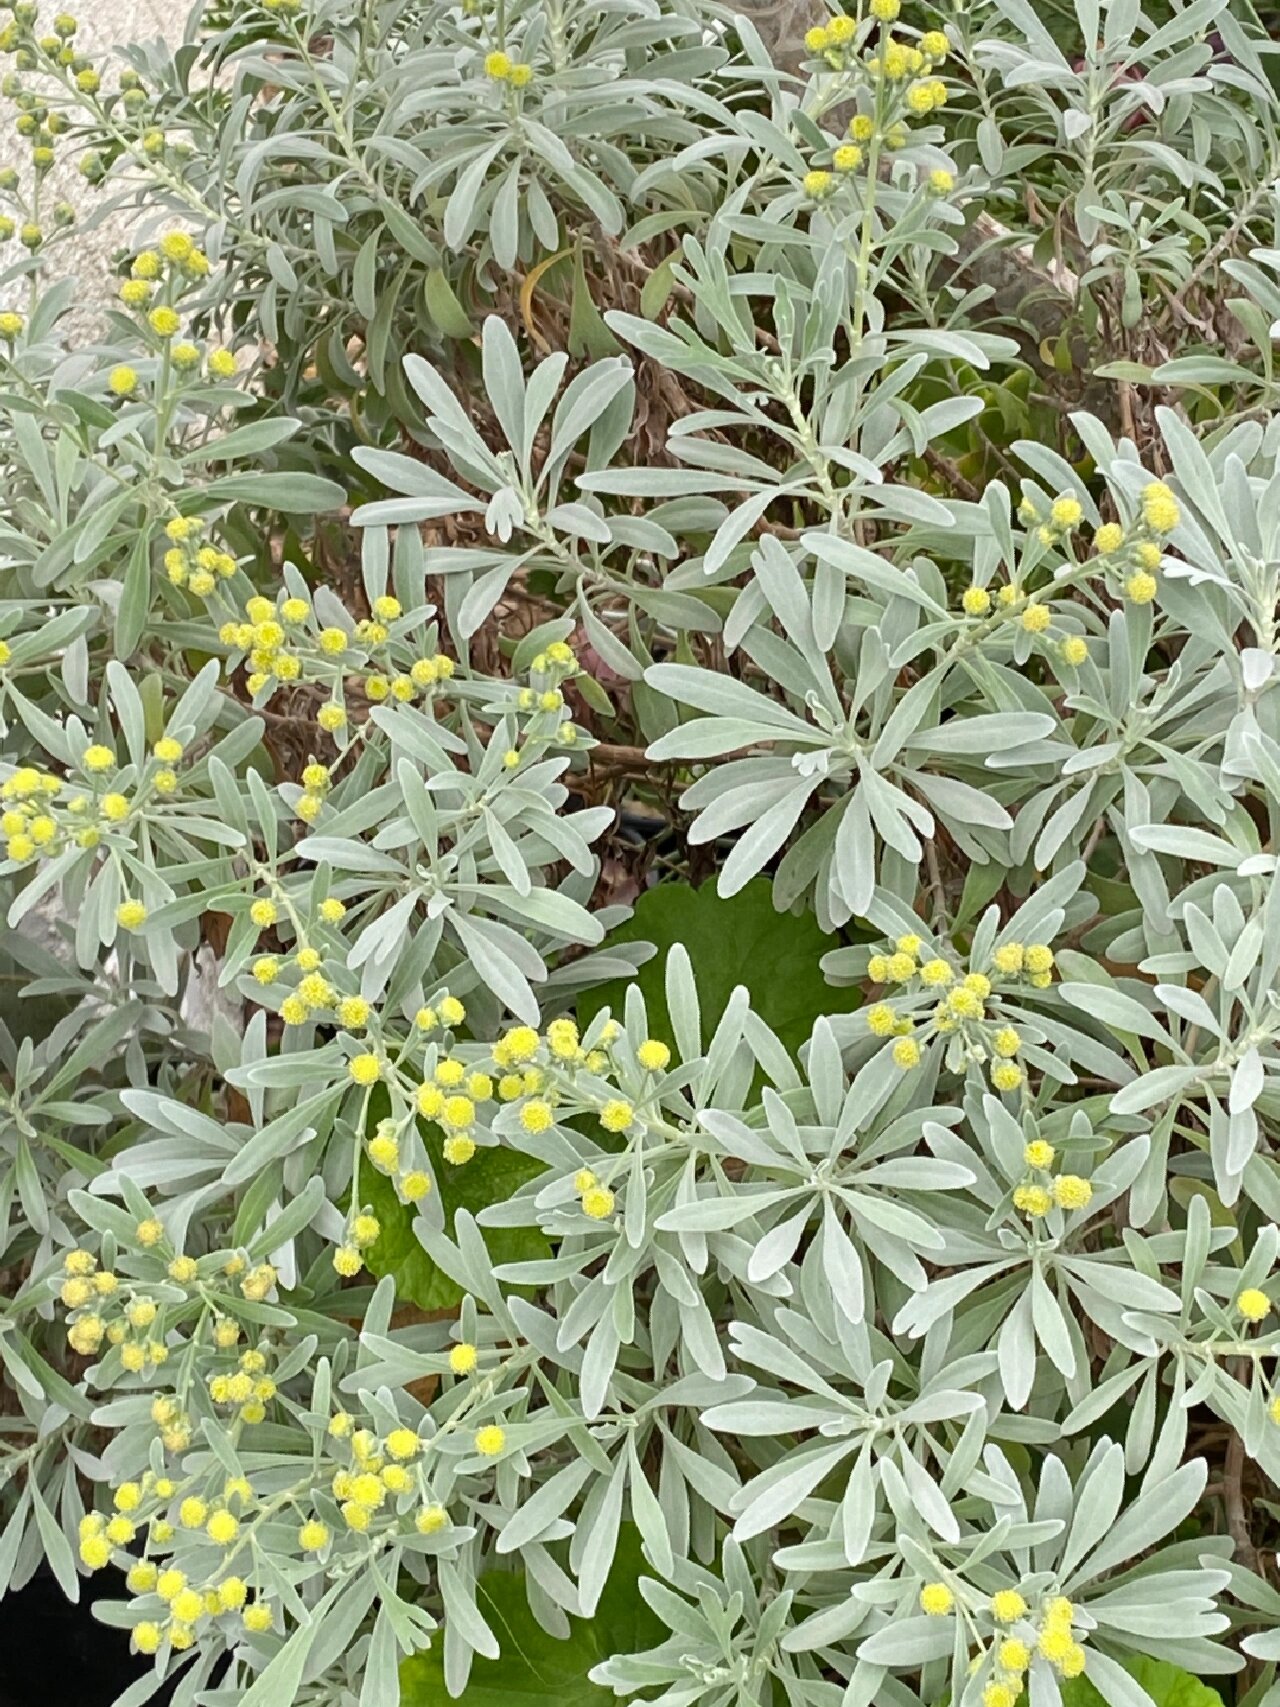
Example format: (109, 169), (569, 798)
(0, 0), (185, 333)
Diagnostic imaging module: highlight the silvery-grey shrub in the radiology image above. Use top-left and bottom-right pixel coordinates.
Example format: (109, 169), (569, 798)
(1, 0), (1279, 1704)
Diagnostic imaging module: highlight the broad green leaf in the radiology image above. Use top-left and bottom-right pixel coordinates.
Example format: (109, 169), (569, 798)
(577, 879), (860, 1058)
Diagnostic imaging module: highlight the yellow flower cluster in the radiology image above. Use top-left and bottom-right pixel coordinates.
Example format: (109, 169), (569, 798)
(328, 1417), (449, 1533)
(216, 589), (474, 747)
(799, 22), (952, 197)
(83, 1476), (269, 1653)
(923, 1582), (1085, 1707)
(164, 514), (237, 597)
(2, 735), (185, 870)
(332, 1208), (381, 1277)
(1013, 1138), (1093, 1220)
(483, 50), (533, 86)
(1090, 480), (1179, 606)
(1035, 1597), (1087, 1677)
(56, 1215), (280, 1444)
(864, 932), (1051, 1091)
(207, 1340), (278, 1418)
(956, 577), (1082, 658)
(118, 235), (208, 339)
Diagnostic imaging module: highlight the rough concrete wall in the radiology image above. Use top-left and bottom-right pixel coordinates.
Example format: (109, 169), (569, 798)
(0, 0), (184, 335)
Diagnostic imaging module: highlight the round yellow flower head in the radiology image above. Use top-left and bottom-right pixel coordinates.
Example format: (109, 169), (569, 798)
(991, 1062), (1024, 1092)
(991, 1589), (1027, 1623)
(1022, 602), (1051, 634)
(601, 1099), (634, 1133)
(401, 1170), (432, 1201)
(582, 1185), (616, 1220)
(1094, 522), (1123, 555)
(243, 1603), (274, 1632)
(1050, 495), (1082, 530)
(369, 1428), (415, 1467)
(207, 1509), (239, 1545)
(449, 1341), (478, 1376)
(919, 1582), (953, 1616)
(117, 899), (148, 931)
(928, 168), (954, 194)
(544, 1017), (579, 1061)
(179, 1496), (207, 1529)
(1134, 540), (1162, 570)
(1141, 480), (1179, 535)
(1052, 1175), (1092, 1211)
(992, 1027), (1021, 1058)
(863, 1003), (896, 1037)
(947, 986), (983, 1020)
(352, 1213), (380, 1247)
(240, 1262), (276, 1301)
(333, 1244), (363, 1277)
(133, 1622), (162, 1655)
(1238, 1287), (1271, 1323)
(1125, 571), (1158, 605)
(1061, 636), (1089, 666)
(870, 0), (900, 17)
(417, 1504), (450, 1534)
(983, 1687), (1016, 1707)
(803, 169), (833, 198)
(892, 1037), (920, 1070)
(348, 1052), (382, 1086)
(148, 306), (180, 338)
(1024, 944), (1054, 976)
(833, 144), (863, 173)
(999, 1639), (1031, 1672)
(1024, 1139), (1055, 1169)
(299, 1518), (330, 1551)
(629, 1039), (668, 1075)
(1013, 1183), (1051, 1218)
(485, 50), (512, 79)
(1038, 1625), (1076, 1666)
(442, 1094), (475, 1131)
(920, 30), (949, 58)
(474, 1424), (506, 1456)
(368, 1132), (399, 1173)
(519, 1096), (562, 1140)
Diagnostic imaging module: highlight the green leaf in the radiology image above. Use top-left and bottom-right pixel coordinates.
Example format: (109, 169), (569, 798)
(400, 1526), (662, 1707)
(1061, 1657), (1226, 1707)
(577, 878), (860, 1058)
(424, 267), (474, 338)
(360, 1092), (549, 1310)
(201, 471), (346, 512)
